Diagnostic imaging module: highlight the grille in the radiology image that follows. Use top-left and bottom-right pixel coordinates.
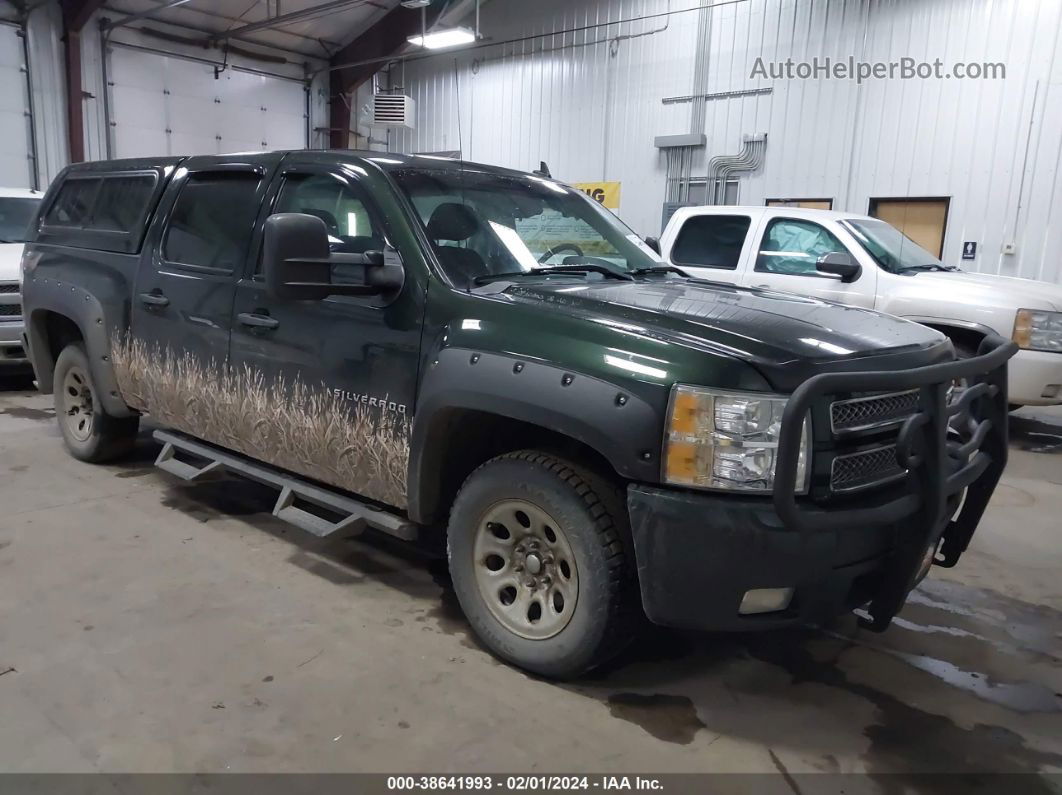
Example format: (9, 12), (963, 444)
(0, 283), (18, 294)
(0, 303), (22, 318)
(831, 445), (906, 493)
(831, 389), (919, 434)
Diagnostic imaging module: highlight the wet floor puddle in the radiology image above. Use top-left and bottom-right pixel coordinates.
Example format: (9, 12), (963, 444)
(834, 578), (1062, 714)
(606, 693), (706, 744)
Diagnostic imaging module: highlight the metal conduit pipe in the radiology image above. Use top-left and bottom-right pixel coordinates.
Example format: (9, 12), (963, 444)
(707, 136), (766, 204)
(707, 143), (755, 201)
(714, 150), (757, 203)
(724, 139), (766, 200)
(713, 145), (756, 203)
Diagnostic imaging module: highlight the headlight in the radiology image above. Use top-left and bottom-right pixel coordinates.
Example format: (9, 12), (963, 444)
(1013, 309), (1062, 352)
(663, 386), (810, 493)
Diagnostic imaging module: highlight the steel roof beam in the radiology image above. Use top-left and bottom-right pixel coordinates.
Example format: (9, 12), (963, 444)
(327, 0), (444, 148)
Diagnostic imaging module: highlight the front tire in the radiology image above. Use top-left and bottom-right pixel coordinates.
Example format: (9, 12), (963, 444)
(53, 342), (139, 462)
(447, 451), (640, 678)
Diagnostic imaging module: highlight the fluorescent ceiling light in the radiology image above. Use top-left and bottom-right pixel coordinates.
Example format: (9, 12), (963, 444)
(407, 26), (476, 50)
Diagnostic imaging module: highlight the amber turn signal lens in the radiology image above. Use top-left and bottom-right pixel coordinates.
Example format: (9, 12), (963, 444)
(664, 441), (699, 484)
(1012, 309), (1033, 349)
(669, 390), (701, 435)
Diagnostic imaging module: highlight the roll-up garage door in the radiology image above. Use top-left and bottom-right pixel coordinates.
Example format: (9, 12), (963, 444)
(108, 46), (307, 159)
(0, 24), (33, 188)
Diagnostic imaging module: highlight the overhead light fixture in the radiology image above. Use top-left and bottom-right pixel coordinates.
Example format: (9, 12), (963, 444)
(407, 26), (476, 50)
(400, 0), (431, 7)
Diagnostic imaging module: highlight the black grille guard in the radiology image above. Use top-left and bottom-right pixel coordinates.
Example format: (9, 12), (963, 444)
(772, 335), (1018, 631)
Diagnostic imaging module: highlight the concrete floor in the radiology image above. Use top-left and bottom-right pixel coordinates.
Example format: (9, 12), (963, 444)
(1, 371), (1060, 783)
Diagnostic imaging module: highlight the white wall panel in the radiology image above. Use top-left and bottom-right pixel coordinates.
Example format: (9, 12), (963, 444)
(396, 0), (1062, 284)
(0, 23), (33, 187)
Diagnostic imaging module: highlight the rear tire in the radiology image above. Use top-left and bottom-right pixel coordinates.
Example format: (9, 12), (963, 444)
(447, 450), (640, 679)
(53, 342), (138, 463)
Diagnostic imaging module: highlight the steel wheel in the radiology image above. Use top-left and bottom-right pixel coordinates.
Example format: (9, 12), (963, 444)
(61, 365), (95, 443)
(472, 498), (579, 640)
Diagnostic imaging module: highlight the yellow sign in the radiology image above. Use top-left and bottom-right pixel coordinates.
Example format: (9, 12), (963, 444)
(574, 181), (621, 210)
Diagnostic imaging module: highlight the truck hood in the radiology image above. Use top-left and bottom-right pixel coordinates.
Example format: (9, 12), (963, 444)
(901, 270), (1062, 312)
(499, 278), (950, 390)
(0, 243), (24, 283)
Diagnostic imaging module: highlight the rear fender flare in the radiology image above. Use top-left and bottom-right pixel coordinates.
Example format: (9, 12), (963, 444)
(24, 276), (135, 418)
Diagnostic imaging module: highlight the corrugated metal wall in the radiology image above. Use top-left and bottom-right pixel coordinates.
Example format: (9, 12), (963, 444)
(391, 0), (1062, 284)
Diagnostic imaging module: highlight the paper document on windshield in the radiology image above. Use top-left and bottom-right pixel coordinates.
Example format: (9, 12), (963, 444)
(488, 221), (540, 271)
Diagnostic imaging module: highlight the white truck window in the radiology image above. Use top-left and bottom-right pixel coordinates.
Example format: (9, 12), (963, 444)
(670, 214), (751, 269)
(755, 218), (847, 276)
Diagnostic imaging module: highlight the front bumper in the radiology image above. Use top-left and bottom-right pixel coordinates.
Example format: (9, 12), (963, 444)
(1008, 349), (1062, 406)
(628, 486), (899, 631)
(0, 320), (27, 366)
(629, 335), (1017, 633)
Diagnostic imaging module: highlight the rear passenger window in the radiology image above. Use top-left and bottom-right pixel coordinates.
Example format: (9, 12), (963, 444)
(90, 175), (156, 231)
(163, 172), (261, 272)
(44, 178), (101, 227)
(671, 215), (751, 269)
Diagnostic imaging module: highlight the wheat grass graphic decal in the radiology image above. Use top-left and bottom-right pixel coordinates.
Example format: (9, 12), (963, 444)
(112, 334), (410, 508)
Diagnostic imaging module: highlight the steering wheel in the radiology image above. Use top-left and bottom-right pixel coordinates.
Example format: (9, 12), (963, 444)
(538, 243), (584, 263)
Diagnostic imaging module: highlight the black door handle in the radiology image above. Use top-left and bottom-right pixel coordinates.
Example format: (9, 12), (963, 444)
(139, 291), (169, 307)
(238, 312), (279, 330)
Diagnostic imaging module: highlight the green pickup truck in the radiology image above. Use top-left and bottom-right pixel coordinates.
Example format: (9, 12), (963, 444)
(20, 151), (1015, 677)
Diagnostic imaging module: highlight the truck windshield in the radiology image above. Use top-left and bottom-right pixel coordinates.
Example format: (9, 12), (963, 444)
(842, 218), (957, 274)
(388, 166), (659, 286)
(0, 197), (40, 244)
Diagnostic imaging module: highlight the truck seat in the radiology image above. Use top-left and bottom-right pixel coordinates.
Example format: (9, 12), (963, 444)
(425, 203), (489, 286)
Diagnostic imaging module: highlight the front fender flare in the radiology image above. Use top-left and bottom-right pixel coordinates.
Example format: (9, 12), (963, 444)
(408, 348), (665, 523)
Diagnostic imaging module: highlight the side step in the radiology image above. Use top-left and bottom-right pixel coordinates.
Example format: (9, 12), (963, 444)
(152, 429), (418, 542)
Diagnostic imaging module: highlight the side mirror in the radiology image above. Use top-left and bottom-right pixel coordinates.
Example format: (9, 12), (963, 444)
(816, 251), (862, 283)
(643, 236), (661, 255)
(262, 213), (404, 300)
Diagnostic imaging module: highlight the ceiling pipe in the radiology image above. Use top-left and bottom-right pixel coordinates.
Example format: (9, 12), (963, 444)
(102, 0), (191, 31)
(320, 0), (748, 76)
(208, 0), (376, 42)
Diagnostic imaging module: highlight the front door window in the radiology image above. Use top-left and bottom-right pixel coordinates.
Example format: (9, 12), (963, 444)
(755, 218), (848, 276)
(265, 173), (385, 284)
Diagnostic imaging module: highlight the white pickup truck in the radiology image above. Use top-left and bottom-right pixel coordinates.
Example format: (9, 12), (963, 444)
(658, 206), (1062, 408)
(0, 187), (42, 368)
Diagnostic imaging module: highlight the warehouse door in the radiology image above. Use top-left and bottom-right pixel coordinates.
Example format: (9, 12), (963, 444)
(0, 24), (33, 187)
(107, 46), (306, 159)
(869, 198), (949, 259)
(767, 199), (833, 210)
